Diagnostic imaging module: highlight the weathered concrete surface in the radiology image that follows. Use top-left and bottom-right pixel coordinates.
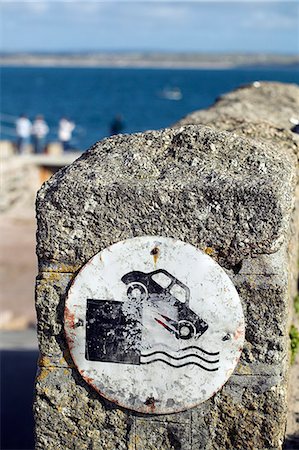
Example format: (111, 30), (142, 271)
(175, 86), (299, 303)
(175, 82), (299, 446)
(36, 126), (296, 269)
(35, 82), (299, 450)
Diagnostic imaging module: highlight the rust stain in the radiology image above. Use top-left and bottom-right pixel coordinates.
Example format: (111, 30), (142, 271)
(67, 335), (75, 350)
(84, 375), (94, 384)
(150, 246), (160, 265)
(144, 396), (156, 413)
(75, 367), (201, 414)
(65, 306), (75, 329)
(79, 369), (94, 385)
(234, 327), (244, 341)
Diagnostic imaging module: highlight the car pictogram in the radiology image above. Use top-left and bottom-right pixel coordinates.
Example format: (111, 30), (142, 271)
(121, 269), (208, 340)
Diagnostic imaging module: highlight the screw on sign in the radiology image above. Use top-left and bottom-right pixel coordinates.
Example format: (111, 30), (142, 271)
(64, 236), (245, 414)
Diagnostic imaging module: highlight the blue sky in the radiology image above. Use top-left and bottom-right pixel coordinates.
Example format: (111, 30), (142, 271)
(0, 1), (298, 54)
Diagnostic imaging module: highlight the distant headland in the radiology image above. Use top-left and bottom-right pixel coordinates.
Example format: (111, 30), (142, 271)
(0, 52), (298, 69)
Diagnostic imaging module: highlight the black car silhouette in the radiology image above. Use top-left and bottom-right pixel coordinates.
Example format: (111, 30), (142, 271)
(121, 269), (208, 340)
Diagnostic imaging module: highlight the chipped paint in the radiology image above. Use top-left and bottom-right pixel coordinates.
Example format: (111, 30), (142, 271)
(144, 396), (156, 413)
(65, 306), (76, 329)
(80, 369), (94, 385)
(234, 326), (244, 341)
(67, 335), (75, 351)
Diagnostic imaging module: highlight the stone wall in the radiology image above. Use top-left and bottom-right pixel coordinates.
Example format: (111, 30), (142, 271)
(175, 81), (299, 301)
(34, 82), (299, 450)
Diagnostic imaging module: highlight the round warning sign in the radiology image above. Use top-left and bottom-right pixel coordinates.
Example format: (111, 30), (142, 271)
(65, 236), (245, 414)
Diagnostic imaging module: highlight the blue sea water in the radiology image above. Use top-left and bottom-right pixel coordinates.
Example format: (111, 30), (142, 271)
(1, 66), (298, 150)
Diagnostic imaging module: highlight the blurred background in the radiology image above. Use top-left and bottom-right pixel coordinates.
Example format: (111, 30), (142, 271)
(0, 1), (298, 449)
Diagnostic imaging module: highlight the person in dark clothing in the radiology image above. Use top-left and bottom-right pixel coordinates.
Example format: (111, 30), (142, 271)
(110, 114), (124, 136)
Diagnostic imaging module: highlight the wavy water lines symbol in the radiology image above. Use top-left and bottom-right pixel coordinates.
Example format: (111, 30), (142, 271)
(177, 345), (219, 356)
(142, 350), (219, 364)
(140, 347), (220, 371)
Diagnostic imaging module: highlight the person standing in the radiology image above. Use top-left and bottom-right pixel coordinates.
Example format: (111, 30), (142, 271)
(32, 115), (49, 154)
(15, 114), (32, 154)
(109, 114), (124, 136)
(58, 117), (75, 151)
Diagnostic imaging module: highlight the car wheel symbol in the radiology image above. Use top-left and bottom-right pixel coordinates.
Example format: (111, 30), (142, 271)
(127, 282), (148, 301)
(178, 320), (196, 340)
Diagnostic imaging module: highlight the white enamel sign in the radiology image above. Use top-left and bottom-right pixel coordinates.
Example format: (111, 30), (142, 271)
(64, 236), (245, 414)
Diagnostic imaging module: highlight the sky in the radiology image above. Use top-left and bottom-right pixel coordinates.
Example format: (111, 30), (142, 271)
(0, 1), (298, 54)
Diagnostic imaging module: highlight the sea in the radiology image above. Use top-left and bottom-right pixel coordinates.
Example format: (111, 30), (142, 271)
(1, 66), (298, 150)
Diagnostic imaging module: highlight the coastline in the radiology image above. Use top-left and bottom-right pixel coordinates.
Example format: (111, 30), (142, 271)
(1, 52), (298, 69)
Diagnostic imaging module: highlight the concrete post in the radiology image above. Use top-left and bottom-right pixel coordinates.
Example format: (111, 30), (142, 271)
(34, 82), (299, 450)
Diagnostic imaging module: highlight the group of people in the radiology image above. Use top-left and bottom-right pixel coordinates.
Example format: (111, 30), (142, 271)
(15, 114), (75, 154)
(15, 113), (126, 154)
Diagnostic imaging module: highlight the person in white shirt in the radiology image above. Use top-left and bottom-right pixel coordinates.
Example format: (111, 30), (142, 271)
(32, 115), (49, 154)
(58, 117), (75, 151)
(15, 114), (32, 153)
